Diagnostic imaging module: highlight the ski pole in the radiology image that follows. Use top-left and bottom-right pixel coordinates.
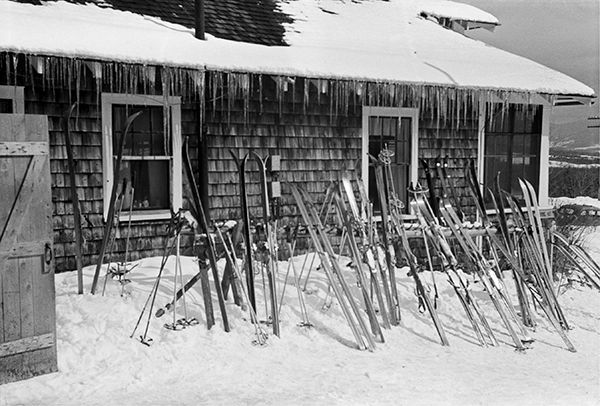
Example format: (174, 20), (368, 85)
(120, 172), (136, 297)
(215, 227), (268, 346)
(102, 180), (127, 297)
(278, 239), (297, 318)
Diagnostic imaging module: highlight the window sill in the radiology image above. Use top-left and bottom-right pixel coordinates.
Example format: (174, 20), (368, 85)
(485, 206), (554, 218)
(118, 210), (172, 223)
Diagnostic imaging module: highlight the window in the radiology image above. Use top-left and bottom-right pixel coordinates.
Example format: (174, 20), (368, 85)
(0, 86), (25, 114)
(101, 94), (182, 221)
(484, 103), (542, 199)
(362, 107), (418, 214)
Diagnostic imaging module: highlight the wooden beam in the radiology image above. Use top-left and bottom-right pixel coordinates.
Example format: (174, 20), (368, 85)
(0, 241), (48, 259)
(0, 333), (54, 357)
(0, 142), (49, 156)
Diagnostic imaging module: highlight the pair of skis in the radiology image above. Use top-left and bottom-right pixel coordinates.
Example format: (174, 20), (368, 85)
(371, 150), (448, 346)
(230, 151), (281, 337)
(421, 156), (465, 223)
(288, 182), (377, 351)
(153, 141), (232, 334)
(340, 173), (392, 330)
(334, 178), (385, 341)
(462, 160), (576, 352)
(368, 154), (403, 325)
(183, 139), (230, 333)
(90, 110), (143, 295)
(409, 189), (498, 347)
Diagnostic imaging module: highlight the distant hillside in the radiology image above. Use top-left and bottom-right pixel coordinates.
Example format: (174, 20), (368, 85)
(550, 120), (599, 152)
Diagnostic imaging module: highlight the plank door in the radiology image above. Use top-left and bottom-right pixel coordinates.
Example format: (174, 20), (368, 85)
(0, 114), (56, 385)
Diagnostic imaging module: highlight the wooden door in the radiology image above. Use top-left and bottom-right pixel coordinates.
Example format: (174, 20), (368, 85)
(0, 114), (56, 385)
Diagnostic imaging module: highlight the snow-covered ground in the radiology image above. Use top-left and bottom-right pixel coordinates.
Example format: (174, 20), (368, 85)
(1, 201), (599, 406)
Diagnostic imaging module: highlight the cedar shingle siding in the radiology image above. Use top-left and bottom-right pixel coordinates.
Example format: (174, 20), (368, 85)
(1, 49), (482, 272)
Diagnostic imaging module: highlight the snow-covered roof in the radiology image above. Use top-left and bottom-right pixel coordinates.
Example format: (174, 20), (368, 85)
(0, 0), (595, 98)
(419, 0), (499, 25)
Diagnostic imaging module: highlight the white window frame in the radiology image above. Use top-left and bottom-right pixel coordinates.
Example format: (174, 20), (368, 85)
(101, 93), (182, 222)
(478, 95), (552, 214)
(0, 85), (25, 113)
(361, 106), (419, 214)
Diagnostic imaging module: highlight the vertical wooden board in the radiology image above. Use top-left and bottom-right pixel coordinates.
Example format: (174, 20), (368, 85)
(19, 158), (51, 243)
(0, 117), (13, 344)
(0, 255), (3, 344)
(0, 156), (15, 234)
(33, 255), (56, 337)
(14, 116), (33, 245)
(1, 352), (24, 384)
(3, 257), (21, 341)
(19, 256), (35, 338)
(25, 115), (47, 142)
(0, 115), (17, 236)
(2, 257), (23, 380)
(25, 346), (57, 378)
(23, 117), (52, 245)
(38, 157), (53, 240)
(10, 115), (25, 143)
(0, 115), (13, 142)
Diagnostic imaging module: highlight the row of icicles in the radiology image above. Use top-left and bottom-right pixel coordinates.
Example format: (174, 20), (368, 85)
(2, 51), (553, 129)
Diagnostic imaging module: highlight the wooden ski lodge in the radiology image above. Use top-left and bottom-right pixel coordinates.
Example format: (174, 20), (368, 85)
(1, 0), (594, 272)
(0, 0), (596, 383)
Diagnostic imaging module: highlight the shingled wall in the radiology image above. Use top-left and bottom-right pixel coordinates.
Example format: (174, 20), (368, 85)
(200, 73), (481, 260)
(1, 54), (481, 272)
(0, 57), (201, 272)
(203, 76), (363, 225)
(202, 74), (480, 227)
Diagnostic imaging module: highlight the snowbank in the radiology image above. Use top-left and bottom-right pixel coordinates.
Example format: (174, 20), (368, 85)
(1, 247), (599, 405)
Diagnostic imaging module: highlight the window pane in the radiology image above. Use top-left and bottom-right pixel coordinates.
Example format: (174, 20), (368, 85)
(399, 117), (412, 164)
(487, 105), (510, 133)
(486, 134), (510, 156)
(368, 165), (382, 214)
(529, 105), (543, 134)
(368, 114), (411, 213)
(113, 105), (167, 156)
(485, 156), (506, 188)
(369, 140), (381, 158)
(382, 117), (397, 147)
(382, 117), (395, 137)
(513, 134), (524, 156)
(526, 134), (540, 155)
(0, 98), (12, 113)
(369, 116), (381, 137)
(513, 106), (527, 133)
(121, 160), (170, 211)
(484, 104), (542, 201)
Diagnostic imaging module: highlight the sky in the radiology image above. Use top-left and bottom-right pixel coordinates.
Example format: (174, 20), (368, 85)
(461, 0), (600, 125)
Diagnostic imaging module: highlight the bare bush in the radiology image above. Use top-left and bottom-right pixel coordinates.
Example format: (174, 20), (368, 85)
(552, 204), (599, 291)
(549, 166), (599, 198)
